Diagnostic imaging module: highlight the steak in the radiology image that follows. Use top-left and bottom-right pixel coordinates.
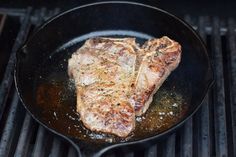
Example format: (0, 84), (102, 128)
(131, 36), (181, 116)
(68, 38), (137, 137)
(68, 36), (181, 137)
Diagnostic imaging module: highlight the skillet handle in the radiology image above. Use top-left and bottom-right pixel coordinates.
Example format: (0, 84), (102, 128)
(67, 138), (114, 157)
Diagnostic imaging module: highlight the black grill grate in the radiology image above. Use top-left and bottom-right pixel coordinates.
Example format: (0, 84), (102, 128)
(0, 7), (236, 157)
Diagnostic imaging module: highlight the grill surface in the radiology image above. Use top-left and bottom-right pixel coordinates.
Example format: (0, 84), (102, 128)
(0, 7), (236, 157)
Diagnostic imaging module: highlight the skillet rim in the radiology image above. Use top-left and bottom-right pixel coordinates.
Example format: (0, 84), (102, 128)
(14, 0), (214, 153)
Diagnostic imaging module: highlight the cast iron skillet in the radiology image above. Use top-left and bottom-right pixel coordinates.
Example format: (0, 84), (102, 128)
(14, 1), (213, 157)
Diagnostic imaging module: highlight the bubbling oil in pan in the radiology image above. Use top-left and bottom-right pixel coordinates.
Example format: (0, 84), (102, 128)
(35, 37), (190, 144)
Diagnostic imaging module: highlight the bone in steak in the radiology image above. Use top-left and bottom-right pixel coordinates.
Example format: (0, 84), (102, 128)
(131, 37), (182, 116)
(68, 38), (137, 137)
(68, 36), (181, 137)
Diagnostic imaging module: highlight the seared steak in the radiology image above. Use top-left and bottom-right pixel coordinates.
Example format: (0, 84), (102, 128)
(68, 38), (137, 137)
(131, 36), (181, 116)
(68, 36), (181, 137)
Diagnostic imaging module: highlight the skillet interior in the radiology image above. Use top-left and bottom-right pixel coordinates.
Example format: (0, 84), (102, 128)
(15, 2), (212, 145)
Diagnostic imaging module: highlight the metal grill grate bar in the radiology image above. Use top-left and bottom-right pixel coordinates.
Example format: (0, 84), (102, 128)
(212, 17), (228, 157)
(163, 134), (176, 157)
(144, 144), (157, 157)
(35, 8), (46, 27)
(48, 8), (60, 21)
(32, 126), (46, 157)
(227, 18), (236, 157)
(67, 146), (77, 157)
(198, 16), (207, 41)
(197, 95), (211, 157)
(0, 92), (20, 156)
(178, 15), (194, 157)
(0, 8), (31, 121)
(49, 137), (62, 157)
(196, 16), (211, 157)
(14, 113), (36, 157)
(124, 151), (134, 157)
(180, 119), (193, 157)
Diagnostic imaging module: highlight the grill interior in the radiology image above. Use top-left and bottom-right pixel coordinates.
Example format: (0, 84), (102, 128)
(0, 7), (236, 157)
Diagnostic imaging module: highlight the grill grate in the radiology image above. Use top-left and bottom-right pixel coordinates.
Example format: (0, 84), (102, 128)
(0, 7), (236, 157)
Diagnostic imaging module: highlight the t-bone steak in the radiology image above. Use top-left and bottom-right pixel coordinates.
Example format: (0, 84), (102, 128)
(68, 36), (181, 137)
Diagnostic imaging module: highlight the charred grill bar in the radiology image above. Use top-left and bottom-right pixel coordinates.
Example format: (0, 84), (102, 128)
(0, 7), (236, 157)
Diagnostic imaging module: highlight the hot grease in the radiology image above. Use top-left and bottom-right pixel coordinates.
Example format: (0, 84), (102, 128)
(36, 78), (188, 144)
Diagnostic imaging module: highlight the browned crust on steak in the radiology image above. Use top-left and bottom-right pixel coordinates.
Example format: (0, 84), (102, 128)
(68, 36), (181, 137)
(132, 36), (182, 116)
(68, 37), (137, 137)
